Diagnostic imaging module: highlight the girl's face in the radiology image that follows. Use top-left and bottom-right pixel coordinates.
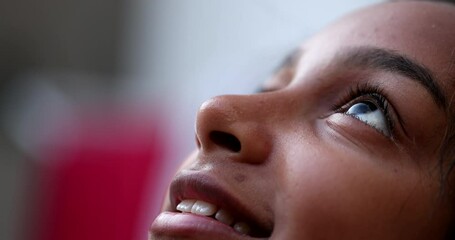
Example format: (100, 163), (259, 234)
(151, 2), (455, 240)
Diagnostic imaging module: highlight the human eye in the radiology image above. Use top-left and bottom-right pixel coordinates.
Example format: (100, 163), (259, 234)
(334, 84), (395, 138)
(256, 50), (301, 94)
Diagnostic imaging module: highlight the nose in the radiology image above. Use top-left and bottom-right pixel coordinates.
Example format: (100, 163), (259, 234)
(195, 95), (272, 164)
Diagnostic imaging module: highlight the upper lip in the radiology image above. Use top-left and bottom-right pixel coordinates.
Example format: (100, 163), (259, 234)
(168, 170), (273, 238)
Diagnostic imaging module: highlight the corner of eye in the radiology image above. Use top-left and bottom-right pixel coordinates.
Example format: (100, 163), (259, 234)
(255, 86), (278, 93)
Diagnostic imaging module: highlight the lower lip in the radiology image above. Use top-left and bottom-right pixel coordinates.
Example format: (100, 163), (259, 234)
(150, 211), (252, 240)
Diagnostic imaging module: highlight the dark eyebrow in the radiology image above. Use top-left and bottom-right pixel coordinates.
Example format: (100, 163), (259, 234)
(340, 46), (447, 109)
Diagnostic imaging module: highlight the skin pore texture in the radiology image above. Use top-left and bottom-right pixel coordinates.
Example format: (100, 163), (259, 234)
(150, 1), (455, 240)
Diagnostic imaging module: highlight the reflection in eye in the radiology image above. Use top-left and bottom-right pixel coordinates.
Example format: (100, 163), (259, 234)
(346, 100), (391, 137)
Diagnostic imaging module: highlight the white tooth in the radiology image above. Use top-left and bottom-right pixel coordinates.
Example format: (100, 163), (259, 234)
(214, 209), (234, 225)
(191, 200), (217, 216)
(233, 222), (251, 235)
(176, 199), (196, 213)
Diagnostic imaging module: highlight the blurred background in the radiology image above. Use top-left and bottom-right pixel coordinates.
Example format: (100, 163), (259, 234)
(0, 0), (380, 239)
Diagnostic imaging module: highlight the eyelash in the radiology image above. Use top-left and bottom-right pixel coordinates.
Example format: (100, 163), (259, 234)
(332, 84), (395, 137)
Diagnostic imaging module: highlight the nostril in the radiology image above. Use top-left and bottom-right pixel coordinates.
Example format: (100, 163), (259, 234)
(209, 131), (241, 152)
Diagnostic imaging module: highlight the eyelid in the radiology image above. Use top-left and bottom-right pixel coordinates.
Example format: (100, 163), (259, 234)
(332, 84), (398, 139)
(341, 95), (393, 137)
(331, 84), (382, 111)
(256, 86), (280, 93)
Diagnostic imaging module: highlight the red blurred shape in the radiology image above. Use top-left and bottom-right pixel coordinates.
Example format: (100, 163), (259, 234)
(38, 106), (166, 240)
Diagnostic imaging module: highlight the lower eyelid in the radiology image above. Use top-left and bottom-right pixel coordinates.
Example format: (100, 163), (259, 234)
(324, 115), (390, 153)
(344, 112), (391, 137)
(327, 112), (394, 141)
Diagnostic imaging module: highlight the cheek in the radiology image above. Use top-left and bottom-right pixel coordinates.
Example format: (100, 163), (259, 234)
(274, 145), (440, 239)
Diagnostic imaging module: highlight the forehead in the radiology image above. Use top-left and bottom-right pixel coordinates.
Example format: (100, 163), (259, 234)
(301, 2), (455, 90)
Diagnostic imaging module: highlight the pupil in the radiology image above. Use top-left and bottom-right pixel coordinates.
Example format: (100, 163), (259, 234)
(348, 102), (377, 114)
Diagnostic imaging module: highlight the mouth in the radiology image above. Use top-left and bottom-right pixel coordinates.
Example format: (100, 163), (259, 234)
(151, 171), (273, 239)
(174, 199), (269, 237)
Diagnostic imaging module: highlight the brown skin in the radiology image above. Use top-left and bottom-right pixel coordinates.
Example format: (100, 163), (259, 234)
(152, 2), (455, 239)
